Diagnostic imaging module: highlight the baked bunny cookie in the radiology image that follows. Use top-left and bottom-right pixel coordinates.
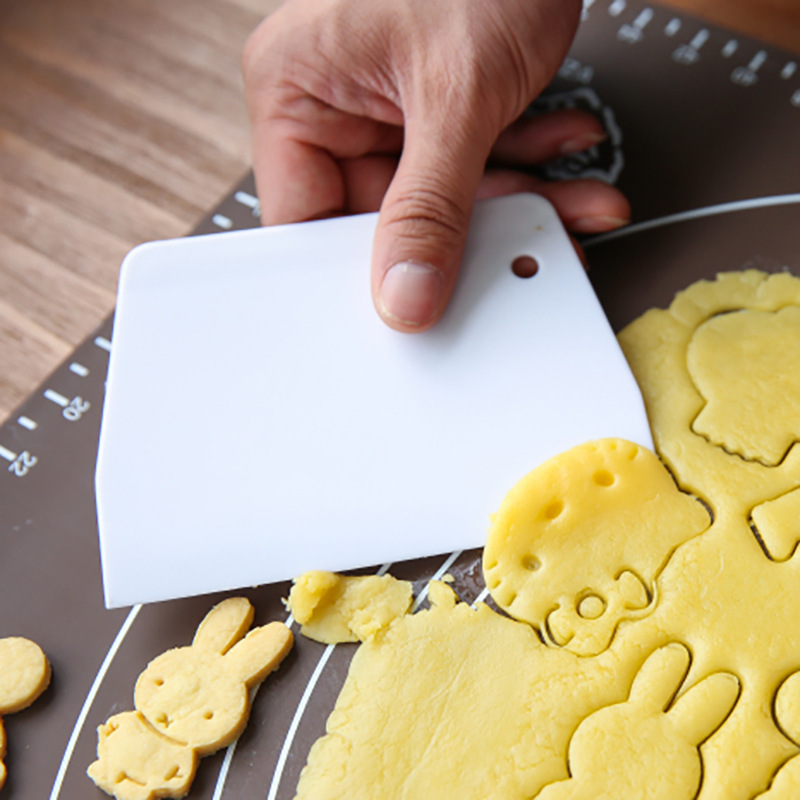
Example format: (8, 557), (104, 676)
(0, 636), (51, 789)
(88, 597), (293, 800)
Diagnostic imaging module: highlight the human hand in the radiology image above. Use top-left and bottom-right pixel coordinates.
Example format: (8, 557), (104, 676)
(536, 644), (740, 799)
(243, 0), (630, 331)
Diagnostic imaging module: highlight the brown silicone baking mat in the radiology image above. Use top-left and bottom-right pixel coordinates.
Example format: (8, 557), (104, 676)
(2, 1), (799, 797)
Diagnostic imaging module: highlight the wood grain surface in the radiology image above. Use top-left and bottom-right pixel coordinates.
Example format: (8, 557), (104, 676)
(1, 0), (799, 423)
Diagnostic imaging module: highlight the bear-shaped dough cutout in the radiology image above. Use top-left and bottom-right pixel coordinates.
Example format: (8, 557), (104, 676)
(483, 438), (711, 656)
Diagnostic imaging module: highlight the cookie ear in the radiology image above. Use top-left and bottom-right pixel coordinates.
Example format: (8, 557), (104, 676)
(192, 597), (255, 655)
(224, 622), (293, 688)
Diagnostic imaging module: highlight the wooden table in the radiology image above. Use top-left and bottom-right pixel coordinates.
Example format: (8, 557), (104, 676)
(1, 0), (799, 423)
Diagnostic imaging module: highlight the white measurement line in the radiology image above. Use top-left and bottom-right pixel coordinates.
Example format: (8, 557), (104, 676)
(608, 0), (626, 17)
(212, 684), (261, 800)
(44, 389), (69, 408)
(664, 17), (681, 36)
(212, 743), (238, 800)
(722, 39), (738, 58)
(17, 416), (37, 431)
(234, 190), (259, 209)
(586, 193), (800, 247)
(749, 50), (768, 72)
(472, 587), (490, 607)
(49, 604), (143, 800)
(69, 362), (89, 377)
(266, 642), (335, 800)
(212, 213), (233, 230)
(782, 61), (797, 79)
(0, 444), (17, 462)
(633, 8), (653, 28)
(94, 336), (112, 352)
(412, 550), (464, 611)
(619, 7), (653, 42)
(690, 28), (710, 50)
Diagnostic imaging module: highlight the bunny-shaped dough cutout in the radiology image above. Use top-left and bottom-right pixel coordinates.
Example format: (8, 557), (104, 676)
(536, 644), (740, 800)
(134, 596), (291, 754)
(0, 637), (51, 789)
(88, 597), (293, 799)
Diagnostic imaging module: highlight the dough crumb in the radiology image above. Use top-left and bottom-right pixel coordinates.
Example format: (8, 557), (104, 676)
(288, 571), (413, 644)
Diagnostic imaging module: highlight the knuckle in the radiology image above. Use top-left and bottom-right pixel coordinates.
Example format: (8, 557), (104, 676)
(384, 183), (469, 243)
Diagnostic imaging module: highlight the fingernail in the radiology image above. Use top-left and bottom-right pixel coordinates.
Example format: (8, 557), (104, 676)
(379, 262), (444, 327)
(560, 132), (607, 155)
(571, 215), (629, 234)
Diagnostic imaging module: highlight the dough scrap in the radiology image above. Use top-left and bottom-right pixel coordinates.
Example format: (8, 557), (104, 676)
(287, 571), (413, 644)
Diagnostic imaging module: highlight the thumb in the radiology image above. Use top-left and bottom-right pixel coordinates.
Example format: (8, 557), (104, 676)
(371, 115), (492, 332)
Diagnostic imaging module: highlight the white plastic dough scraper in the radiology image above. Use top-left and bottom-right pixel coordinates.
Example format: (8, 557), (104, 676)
(95, 193), (653, 608)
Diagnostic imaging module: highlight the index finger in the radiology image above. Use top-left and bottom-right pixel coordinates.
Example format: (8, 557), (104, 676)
(252, 134), (346, 225)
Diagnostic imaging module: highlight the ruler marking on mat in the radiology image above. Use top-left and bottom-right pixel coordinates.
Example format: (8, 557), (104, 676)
(44, 389), (69, 408)
(212, 213), (233, 230)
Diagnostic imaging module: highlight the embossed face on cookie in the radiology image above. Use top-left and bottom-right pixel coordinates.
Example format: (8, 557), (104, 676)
(132, 597), (293, 756)
(135, 646), (250, 753)
(483, 439), (712, 656)
(688, 307), (800, 466)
